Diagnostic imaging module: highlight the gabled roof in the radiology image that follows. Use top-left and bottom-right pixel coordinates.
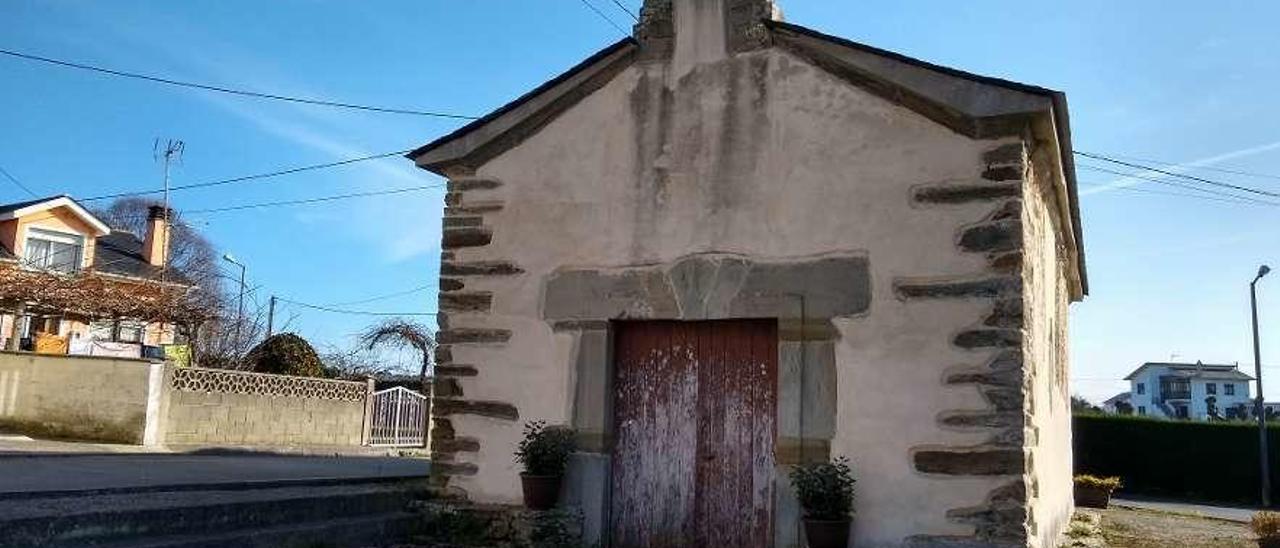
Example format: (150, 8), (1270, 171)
(1103, 392), (1131, 405)
(1124, 362), (1254, 381)
(0, 195), (112, 236)
(94, 231), (189, 285)
(407, 38), (637, 171)
(407, 20), (1086, 295)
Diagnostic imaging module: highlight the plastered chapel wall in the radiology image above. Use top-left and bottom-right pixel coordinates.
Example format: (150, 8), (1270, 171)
(437, 46), (1039, 546)
(1022, 148), (1075, 546)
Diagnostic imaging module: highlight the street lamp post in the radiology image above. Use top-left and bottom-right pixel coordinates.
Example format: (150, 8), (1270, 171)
(222, 254), (246, 351)
(1252, 264), (1272, 507)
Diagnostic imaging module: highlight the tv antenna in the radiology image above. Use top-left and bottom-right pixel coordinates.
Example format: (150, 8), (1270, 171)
(153, 139), (184, 283)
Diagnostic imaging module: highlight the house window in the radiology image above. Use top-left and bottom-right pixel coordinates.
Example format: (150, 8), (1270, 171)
(89, 319), (145, 343)
(22, 315), (61, 337)
(1207, 383), (1217, 395)
(1226, 383), (1236, 396)
(117, 321), (144, 343)
(1136, 383), (1146, 395)
(1138, 406), (1147, 415)
(24, 228), (83, 274)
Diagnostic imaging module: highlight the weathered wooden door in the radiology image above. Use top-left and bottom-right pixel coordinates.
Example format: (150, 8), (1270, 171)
(611, 319), (777, 548)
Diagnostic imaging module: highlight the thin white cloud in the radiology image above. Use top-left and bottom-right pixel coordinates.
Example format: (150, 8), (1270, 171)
(67, 10), (445, 263)
(1081, 139), (1280, 195)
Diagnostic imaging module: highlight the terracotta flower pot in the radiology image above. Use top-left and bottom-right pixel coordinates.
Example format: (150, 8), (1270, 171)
(1073, 485), (1112, 509)
(520, 474), (562, 510)
(1259, 538), (1280, 548)
(803, 518), (852, 548)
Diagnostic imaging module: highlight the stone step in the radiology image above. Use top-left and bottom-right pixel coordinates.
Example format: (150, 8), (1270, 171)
(0, 478), (429, 547)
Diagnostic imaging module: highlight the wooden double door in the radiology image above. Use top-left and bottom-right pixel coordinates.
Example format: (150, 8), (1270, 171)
(611, 319), (778, 548)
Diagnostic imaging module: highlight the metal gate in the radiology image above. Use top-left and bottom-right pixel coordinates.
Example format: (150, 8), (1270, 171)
(368, 386), (428, 447)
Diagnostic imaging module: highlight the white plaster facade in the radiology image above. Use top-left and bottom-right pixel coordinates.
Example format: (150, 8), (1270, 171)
(409, 2), (1085, 546)
(1125, 362), (1253, 420)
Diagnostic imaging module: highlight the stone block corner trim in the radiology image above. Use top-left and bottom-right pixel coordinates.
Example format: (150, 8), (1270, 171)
(912, 446), (1024, 476)
(912, 182), (1021, 205)
(894, 276), (1020, 301)
(433, 398), (520, 421)
(436, 328), (512, 345)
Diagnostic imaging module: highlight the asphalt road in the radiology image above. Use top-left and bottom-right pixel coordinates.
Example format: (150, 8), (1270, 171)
(1113, 496), (1259, 523)
(0, 453), (430, 495)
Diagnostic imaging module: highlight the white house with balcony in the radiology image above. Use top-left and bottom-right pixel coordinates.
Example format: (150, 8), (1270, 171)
(1124, 361), (1253, 420)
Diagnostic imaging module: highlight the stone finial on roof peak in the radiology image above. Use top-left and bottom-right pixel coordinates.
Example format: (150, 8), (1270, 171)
(635, 0), (782, 64)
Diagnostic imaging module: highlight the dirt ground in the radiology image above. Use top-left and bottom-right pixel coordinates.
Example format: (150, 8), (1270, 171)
(1099, 506), (1255, 548)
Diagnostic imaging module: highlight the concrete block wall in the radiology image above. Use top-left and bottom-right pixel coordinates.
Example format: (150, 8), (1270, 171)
(162, 367), (371, 448)
(0, 353), (372, 449)
(0, 351), (155, 443)
(164, 388), (367, 447)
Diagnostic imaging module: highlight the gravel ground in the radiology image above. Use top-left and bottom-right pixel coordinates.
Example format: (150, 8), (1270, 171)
(1100, 506), (1255, 548)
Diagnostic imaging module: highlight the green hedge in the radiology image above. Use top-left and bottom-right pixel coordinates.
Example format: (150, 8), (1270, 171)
(1074, 414), (1280, 504)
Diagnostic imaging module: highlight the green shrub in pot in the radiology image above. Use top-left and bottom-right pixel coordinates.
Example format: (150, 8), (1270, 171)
(790, 457), (855, 548)
(514, 421), (576, 510)
(1073, 474), (1121, 509)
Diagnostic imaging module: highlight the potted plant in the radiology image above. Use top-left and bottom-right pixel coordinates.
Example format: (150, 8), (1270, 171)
(514, 420), (576, 510)
(1073, 475), (1121, 509)
(790, 457), (855, 548)
(1254, 511), (1280, 548)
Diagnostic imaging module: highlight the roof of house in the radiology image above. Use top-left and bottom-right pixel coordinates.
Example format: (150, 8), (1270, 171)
(0, 196), (189, 285)
(406, 19), (1086, 297)
(1124, 362), (1254, 381)
(1103, 392), (1131, 406)
(93, 231), (189, 285)
(0, 195), (111, 236)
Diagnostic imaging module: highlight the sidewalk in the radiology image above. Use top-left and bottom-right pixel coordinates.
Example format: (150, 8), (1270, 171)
(0, 434), (166, 456)
(0, 433), (418, 458)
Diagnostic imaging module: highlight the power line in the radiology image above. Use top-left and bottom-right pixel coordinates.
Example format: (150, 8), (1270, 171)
(1078, 181), (1272, 207)
(0, 48), (481, 120)
(1092, 152), (1280, 182)
(0, 165), (38, 198)
(1075, 151), (1280, 199)
(325, 283), (436, 308)
(183, 183), (445, 214)
(278, 297), (436, 317)
(1076, 164), (1280, 206)
(81, 149), (413, 202)
(607, 0), (640, 21)
(578, 0), (629, 35)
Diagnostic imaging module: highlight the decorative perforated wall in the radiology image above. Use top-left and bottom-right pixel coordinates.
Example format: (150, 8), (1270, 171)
(171, 367), (367, 402)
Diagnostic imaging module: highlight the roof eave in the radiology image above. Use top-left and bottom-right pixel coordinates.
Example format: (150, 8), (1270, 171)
(765, 20), (1087, 298)
(0, 195), (112, 236)
(408, 38), (638, 175)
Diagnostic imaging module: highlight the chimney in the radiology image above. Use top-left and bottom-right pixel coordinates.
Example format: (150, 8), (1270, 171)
(635, 0), (781, 68)
(142, 205), (172, 267)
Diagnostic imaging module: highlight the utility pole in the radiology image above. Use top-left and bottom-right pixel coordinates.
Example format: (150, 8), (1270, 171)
(1252, 264), (1272, 507)
(266, 295), (276, 338)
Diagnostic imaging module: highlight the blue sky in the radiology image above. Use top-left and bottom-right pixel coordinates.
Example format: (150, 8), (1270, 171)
(3, 1), (1280, 398)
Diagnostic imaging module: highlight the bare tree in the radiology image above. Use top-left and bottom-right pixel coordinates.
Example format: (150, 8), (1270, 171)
(320, 345), (400, 380)
(360, 318), (435, 390)
(92, 197), (220, 294)
(92, 197), (238, 368)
